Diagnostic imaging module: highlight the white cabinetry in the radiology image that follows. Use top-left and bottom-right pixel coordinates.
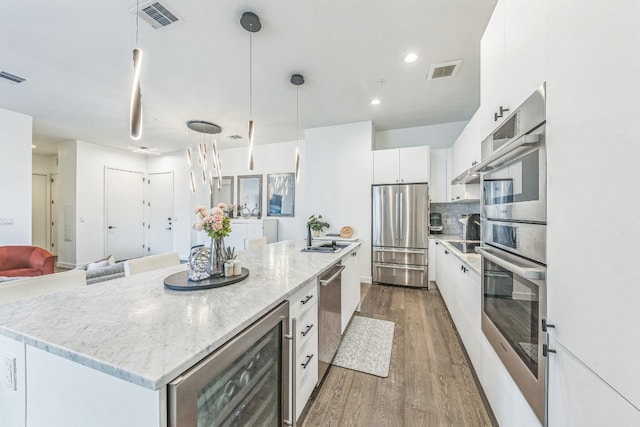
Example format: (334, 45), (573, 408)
(547, 337), (640, 427)
(480, 0), (546, 138)
(429, 148), (451, 203)
(226, 218), (278, 251)
(288, 281), (319, 421)
(372, 146), (430, 184)
(428, 238), (436, 285)
(434, 244), (482, 374)
(340, 249), (360, 334)
(451, 110), (482, 179)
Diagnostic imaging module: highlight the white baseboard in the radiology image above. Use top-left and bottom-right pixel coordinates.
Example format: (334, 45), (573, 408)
(57, 262), (77, 269)
(360, 275), (372, 284)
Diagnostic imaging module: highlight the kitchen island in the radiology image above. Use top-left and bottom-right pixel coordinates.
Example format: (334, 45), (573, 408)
(0, 240), (360, 426)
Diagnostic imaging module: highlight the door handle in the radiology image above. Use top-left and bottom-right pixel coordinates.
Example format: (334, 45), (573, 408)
(165, 227), (172, 230)
(108, 226), (117, 229)
(284, 318), (297, 427)
(398, 193), (403, 240)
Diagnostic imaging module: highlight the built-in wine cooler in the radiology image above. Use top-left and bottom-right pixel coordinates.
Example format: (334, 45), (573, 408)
(168, 301), (291, 426)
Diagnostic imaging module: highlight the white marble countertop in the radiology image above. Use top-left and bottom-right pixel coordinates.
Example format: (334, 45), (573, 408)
(433, 238), (481, 275)
(0, 240), (360, 391)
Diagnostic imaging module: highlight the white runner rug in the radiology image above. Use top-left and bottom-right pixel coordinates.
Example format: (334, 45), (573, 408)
(332, 316), (395, 378)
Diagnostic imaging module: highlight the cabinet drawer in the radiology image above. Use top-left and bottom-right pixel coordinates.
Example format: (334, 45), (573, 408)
(372, 247), (427, 266)
(289, 281), (318, 318)
(296, 303), (318, 351)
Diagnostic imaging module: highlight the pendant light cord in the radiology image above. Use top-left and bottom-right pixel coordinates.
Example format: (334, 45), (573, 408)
(249, 27), (253, 120)
(296, 86), (299, 146)
(135, 0), (140, 46)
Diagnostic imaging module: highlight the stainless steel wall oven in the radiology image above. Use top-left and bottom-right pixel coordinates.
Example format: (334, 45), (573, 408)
(476, 83), (548, 424)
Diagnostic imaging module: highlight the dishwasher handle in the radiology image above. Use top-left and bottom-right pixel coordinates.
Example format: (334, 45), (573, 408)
(319, 264), (345, 286)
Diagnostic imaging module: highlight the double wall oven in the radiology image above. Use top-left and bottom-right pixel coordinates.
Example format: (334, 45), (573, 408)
(475, 83), (548, 424)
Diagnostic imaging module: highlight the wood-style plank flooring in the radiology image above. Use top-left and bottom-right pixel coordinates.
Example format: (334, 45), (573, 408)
(300, 284), (497, 427)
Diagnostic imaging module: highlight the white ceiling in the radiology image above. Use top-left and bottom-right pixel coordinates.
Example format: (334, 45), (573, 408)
(1, 0), (496, 155)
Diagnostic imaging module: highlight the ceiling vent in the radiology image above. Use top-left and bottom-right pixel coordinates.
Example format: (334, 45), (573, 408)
(0, 71), (26, 84)
(228, 135), (243, 140)
(426, 60), (463, 80)
(133, 1), (181, 29)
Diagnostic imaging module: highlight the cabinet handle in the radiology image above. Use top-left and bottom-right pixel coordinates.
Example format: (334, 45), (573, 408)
(435, 241), (439, 245)
(542, 319), (556, 332)
(301, 324), (314, 337)
(444, 250), (449, 255)
(543, 344), (556, 357)
(494, 105), (510, 121)
(301, 354), (314, 369)
(284, 318), (297, 427)
(301, 295), (313, 305)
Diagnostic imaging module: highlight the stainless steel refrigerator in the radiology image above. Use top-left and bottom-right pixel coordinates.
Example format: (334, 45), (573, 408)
(372, 183), (429, 288)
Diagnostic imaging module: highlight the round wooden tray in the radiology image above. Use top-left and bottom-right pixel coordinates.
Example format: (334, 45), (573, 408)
(164, 268), (249, 291)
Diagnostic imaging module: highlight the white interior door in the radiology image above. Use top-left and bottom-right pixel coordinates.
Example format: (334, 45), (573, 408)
(106, 168), (145, 261)
(32, 174), (48, 250)
(147, 172), (174, 255)
(50, 174), (58, 255)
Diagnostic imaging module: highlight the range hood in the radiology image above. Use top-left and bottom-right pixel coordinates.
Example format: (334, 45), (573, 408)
(451, 167), (480, 185)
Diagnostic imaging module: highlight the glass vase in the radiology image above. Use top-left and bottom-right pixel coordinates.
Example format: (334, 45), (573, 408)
(210, 237), (226, 277)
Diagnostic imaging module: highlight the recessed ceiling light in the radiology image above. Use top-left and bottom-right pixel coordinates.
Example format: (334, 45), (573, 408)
(370, 98), (381, 106)
(31, 145), (36, 149)
(403, 52), (418, 63)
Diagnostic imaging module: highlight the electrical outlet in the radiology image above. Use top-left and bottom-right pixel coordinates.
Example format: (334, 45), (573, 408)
(0, 218), (14, 226)
(4, 354), (17, 391)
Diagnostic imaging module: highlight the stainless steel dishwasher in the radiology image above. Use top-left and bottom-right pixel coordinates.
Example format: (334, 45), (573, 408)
(317, 262), (345, 383)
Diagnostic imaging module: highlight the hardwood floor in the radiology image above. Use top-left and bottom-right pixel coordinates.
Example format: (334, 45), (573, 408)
(300, 284), (497, 427)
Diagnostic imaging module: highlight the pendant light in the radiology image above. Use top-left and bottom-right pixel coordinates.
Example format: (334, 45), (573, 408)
(241, 12), (261, 171)
(130, 0), (143, 140)
(290, 74), (305, 183)
(186, 120), (223, 194)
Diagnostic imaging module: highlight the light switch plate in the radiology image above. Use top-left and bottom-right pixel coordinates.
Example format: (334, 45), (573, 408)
(4, 354), (17, 391)
(0, 218), (14, 226)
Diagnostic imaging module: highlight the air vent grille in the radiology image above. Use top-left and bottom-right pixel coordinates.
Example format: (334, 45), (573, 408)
(228, 135), (243, 140)
(426, 60), (463, 80)
(0, 71), (26, 84)
(135, 1), (181, 29)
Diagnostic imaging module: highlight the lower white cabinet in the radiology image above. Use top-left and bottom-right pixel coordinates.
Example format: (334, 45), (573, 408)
(547, 336), (640, 427)
(287, 280), (319, 421)
(226, 219), (278, 251)
(434, 243), (482, 374)
(340, 249), (361, 334)
(428, 238), (436, 285)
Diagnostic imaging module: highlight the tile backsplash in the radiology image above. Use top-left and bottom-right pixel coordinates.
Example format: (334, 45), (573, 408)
(430, 202), (480, 236)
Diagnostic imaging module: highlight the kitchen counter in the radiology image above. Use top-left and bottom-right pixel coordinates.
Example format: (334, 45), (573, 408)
(433, 238), (481, 275)
(0, 240), (360, 391)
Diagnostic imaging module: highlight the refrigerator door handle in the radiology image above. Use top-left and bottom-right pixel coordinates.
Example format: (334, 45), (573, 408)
(399, 193), (403, 240)
(395, 192), (400, 239)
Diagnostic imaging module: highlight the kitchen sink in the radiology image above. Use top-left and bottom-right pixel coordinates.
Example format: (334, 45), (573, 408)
(300, 242), (350, 253)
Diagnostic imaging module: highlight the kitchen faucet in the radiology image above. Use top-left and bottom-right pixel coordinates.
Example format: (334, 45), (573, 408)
(307, 221), (330, 247)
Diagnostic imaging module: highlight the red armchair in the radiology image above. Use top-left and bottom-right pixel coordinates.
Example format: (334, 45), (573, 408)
(0, 246), (56, 277)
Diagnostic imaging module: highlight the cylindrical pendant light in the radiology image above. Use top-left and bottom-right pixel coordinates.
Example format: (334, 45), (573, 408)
(290, 74), (305, 183)
(241, 12), (261, 171)
(130, 0), (143, 140)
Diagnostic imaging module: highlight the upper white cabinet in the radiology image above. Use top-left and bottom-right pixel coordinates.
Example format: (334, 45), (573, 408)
(480, 0), (547, 138)
(451, 110), (482, 179)
(429, 148), (451, 203)
(372, 146), (430, 184)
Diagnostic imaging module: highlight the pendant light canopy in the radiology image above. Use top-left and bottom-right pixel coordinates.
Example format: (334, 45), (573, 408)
(290, 73), (305, 183)
(130, 0), (143, 140)
(241, 12), (261, 171)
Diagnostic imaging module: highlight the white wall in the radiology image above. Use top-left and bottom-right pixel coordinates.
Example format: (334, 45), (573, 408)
(306, 121), (373, 282)
(374, 121), (468, 150)
(32, 153), (58, 174)
(0, 108), (32, 245)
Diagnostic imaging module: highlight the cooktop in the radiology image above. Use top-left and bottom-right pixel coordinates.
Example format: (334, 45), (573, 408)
(447, 241), (481, 254)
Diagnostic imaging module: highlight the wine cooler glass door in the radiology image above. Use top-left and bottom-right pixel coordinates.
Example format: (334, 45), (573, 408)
(168, 301), (290, 427)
